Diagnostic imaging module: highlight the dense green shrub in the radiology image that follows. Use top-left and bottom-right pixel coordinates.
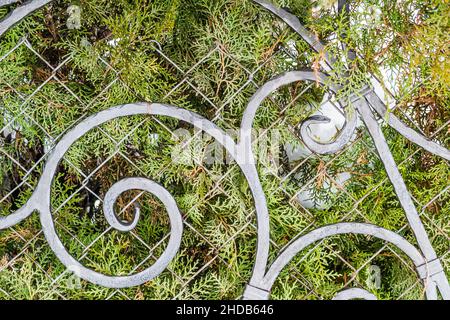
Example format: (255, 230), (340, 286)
(0, 0), (448, 299)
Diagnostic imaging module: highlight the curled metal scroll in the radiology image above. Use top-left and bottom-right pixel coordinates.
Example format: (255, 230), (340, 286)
(252, 222), (439, 300)
(0, 0), (449, 300)
(251, 0), (450, 161)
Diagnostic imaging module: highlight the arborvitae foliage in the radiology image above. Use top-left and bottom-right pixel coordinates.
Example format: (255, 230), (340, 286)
(0, 0), (448, 299)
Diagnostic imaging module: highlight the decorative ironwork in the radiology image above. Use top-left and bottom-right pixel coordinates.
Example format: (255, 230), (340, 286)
(0, 0), (51, 37)
(0, 0), (449, 300)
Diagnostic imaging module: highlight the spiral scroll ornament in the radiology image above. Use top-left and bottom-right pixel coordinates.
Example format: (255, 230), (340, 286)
(0, 0), (449, 299)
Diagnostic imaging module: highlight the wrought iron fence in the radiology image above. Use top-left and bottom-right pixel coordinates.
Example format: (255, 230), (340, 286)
(0, 0), (448, 300)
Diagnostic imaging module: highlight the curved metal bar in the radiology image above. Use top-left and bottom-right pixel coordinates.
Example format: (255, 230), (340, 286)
(298, 104), (357, 155)
(357, 98), (450, 298)
(29, 103), (235, 287)
(251, 222), (436, 299)
(0, 0), (52, 38)
(103, 178), (172, 233)
(251, 0), (334, 72)
(0, 199), (35, 229)
(0, 102), (272, 288)
(240, 70), (356, 156)
(241, 70), (337, 133)
(251, 0), (450, 162)
(364, 91), (450, 161)
(0, 0), (447, 300)
(239, 69), (356, 282)
(332, 288), (377, 300)
(250, 0), (450, 300)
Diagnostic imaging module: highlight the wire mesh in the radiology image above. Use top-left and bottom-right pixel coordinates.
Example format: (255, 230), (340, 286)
(0, 1), (448, 300)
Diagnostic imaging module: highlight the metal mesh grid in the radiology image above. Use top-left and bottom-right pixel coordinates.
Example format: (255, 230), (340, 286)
(0, 7), (449, 300)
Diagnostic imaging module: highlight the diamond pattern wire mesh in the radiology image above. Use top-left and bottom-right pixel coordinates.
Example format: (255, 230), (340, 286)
(0, 2), (449, 300)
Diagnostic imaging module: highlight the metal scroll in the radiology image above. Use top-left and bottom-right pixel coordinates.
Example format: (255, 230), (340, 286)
(0, 0), (448, 300)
